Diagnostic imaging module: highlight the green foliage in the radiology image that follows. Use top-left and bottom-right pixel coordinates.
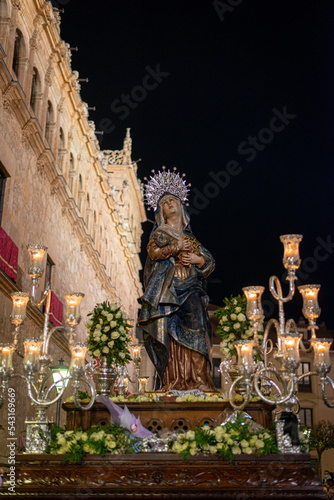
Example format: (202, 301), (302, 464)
(86, 301), (132, 366)
(171, 412), (278, 461)
(45, 423), (140, 464)
(310, 420), (334, 454)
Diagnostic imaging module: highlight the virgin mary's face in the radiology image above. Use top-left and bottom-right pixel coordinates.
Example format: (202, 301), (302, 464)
(160, 195), (181, 220)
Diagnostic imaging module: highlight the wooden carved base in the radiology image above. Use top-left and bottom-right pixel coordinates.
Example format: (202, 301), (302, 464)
(0, 453), (326, 499)
(63, 399), (274, 432)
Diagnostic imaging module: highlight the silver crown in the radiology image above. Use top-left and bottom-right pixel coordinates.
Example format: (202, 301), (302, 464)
(143, 167), (191, 210)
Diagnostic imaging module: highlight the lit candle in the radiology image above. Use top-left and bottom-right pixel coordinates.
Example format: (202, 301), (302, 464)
(298, 284), (321, 323)
(280, 234), (302, 271)
(311, 339), (332, 375)
(64, 292), (85, 327)
(235, 340), (256, 375)
(23, 338), (42, 374)
(0, 344), (15, 378)
(10, 292), (30, 326)
(69, 343), (88, 378)
(132, 345), (141, 362)
(27, 244), (47, 279)
(138, 376), (149, 394)
(281, 333), (302, 372)
(242, 286), (265, 322)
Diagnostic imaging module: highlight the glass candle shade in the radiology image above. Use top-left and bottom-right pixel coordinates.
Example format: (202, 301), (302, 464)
(64, 293), (85, 327)
(0, 344), (15, 379)
(311, 338), (332, 375)
(138, 376), (149, 394)
(242, 286), (265, 322)
(27, 244), (47, 279)
(235, 340), (256, 376)
(69, 343), (88, 378)
(280, 234), (302, 271)
(23, 338), (42, 374)
(131, 344), (141, 363)
(281, 333), (302, 373)
(298, 284), (321, 323)
(10, 292), (29, 326)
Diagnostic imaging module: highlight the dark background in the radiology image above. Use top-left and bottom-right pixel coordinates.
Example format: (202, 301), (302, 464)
(52, 0), (334, 328)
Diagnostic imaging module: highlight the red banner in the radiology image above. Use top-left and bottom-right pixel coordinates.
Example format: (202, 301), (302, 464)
(0, 226), (18, 282)
(49, 291), (63, 327)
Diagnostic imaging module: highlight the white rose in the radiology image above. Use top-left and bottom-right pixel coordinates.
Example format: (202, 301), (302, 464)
(108, 340), (114, 348)
(101, 310), (108, 317)
(104, 326), (110, 332)
(107, 314), (113, 322)
(237, 313), (246, 322)
(102, 346), (109, 354)
(232, 299), (238, 305)
(230, 313), (237, 320)
(233, 322), (240, 330)
(110, 304), (118, 312)
(111, 331), (120, 339)
(121, 312), (127, 319)
(229, 333), (236, 340)
(93, 349), (101, 357)
(119, 326), (125, 334)
(86, 320), (93, 328)
(99, 318), (103, 325)
(223, 326), (230, 332)
(96, 324), (102, 330)
(115, 311), (122, 319)
(222, 315), (228, 322)
(119, 352), (125, 359)
(93, 329), (100, 337)
(101, 334), (108, 342)
(235, 307), (242, 313)
(110, 321), (117, 328)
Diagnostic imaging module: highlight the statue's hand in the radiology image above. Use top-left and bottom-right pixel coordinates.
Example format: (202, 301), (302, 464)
(178, 238), (192, 252)
(182, 252), (205, 267)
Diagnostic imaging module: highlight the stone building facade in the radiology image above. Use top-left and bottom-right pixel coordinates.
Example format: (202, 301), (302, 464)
(0, 0), (145, 458)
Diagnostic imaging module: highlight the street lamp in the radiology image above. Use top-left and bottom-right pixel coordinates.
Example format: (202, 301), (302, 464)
(50, 358), (70, 426)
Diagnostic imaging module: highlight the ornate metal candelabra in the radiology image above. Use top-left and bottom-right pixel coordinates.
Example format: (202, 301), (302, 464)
(0, 244), (96, 452)
(227, 235), (333, 450)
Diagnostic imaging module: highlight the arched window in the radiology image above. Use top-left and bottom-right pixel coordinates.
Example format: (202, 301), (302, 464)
(45, 100), (54, 146)
(30, 67), (41, 114)
(69, 153), (75, 191)
(85, 193), (90, 227)
(77, 174), (83, 211)
(57, 127), (65, 170)
(12, 29), (26, 82)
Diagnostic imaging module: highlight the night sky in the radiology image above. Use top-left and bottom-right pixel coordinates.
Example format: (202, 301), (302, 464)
(52, 1), (334, 328)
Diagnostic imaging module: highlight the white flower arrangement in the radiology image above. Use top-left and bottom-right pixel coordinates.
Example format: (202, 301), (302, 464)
(170, 412), (277, 460)
(45, 423), (139, 463)
(86, 301), (132, 366)
(214, 294), (263, 359)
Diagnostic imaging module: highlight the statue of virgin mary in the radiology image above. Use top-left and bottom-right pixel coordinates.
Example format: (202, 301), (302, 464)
(139, 169), (216, 392)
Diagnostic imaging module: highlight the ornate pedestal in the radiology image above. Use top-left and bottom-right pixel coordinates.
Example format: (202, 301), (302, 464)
(63, 399), (274, 432)
(0, 453), (325, 499)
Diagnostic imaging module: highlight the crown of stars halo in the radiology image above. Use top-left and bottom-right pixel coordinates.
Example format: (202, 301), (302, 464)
(143, 167), (191, 210)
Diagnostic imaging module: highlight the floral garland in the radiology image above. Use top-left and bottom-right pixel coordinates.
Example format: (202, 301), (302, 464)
(171, 412), (278, 461)
(214, 294), (263, 359)
(86, 301), (132, 366)
(45, 424), (139, 463)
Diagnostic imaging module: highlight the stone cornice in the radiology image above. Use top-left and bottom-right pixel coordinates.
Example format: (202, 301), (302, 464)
(0, 3), (143, 303)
